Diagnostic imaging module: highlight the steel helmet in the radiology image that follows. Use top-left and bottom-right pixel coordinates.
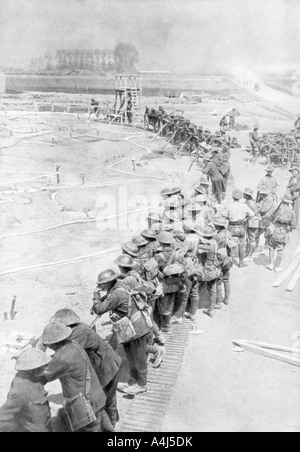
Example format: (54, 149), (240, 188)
(265, 165), (274, 173)
(161, 188), (171, 197)
(163, 210), (181, 222)
(164, 199), (179, 209)
(243, 187), (254, 198)
(141, 229), (157, 240)
(198, 225), (215, 238)
(132, 235), (148, 247)
(49, 309), (80, 326)
(147, 211), (162, 222)
(282, 193), (293, 204)
(15, 348), (51, 371)
(232, 189), (243, 200)
(258, 188), (269, 195)
(157, 231), (174, 245)
(114, 254), (134, 268)
(254, 124), (259, 129)
(121, 241), (139, 257)
(97, 269), (118, 284)
(214, 217), (227, 227)
(183, 219), (197, 232)
(42, 323), (72, 346)
(170, 186), (182, 195)
(195, 186), (207, 195)
(188, 203), (202, 213)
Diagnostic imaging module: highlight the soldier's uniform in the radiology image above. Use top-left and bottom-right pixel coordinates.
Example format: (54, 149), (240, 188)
(243, 188), (261, 260)
(42, 335), (109, 432)
(198, 226), (221, 318)
(287, 167), (300, 224)
(223, 190), (255, 267)
(203, 155), (225, 204)
(0, 373), (52, 432)
(249, 127), (260, 162)
(69, 323), (122, 428)
(93, 277), (153, 392)
(257, 168), (278, 202)
(267, 195), (297, 272)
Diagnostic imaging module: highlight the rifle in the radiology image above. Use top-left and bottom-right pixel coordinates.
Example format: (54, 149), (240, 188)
(261, 200), (283, 233)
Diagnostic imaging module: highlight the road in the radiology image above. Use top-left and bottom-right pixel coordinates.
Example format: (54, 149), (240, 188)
(162, 148), (300, 433)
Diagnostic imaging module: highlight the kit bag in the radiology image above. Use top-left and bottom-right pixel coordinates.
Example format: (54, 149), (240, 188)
(112, 286), (153, 344)
(143, 257), (159, 281)
(64, 343), (97, 432)
(162, 250), (184, 294)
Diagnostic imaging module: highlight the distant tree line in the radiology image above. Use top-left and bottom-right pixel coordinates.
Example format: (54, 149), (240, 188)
(28, 43), (139, 74)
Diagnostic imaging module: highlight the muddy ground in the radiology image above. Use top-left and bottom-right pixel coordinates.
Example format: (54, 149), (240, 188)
(0, 81), (299, 431)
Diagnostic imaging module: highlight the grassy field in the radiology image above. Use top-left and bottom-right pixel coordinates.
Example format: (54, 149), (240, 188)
(5, 74), (240, 97)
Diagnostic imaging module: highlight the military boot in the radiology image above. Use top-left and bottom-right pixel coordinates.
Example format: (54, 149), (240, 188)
(222, 282), (231, 305)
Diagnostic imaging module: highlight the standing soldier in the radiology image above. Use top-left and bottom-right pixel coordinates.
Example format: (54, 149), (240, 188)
(266, 194), (297, 272)
(249, 125), (260, 164)
(222, 189), (255, 267)
(257, 166), (279, 202)
(257, 188), (277, 255)
(198, 225), (221, 318)
(202, 153), (225, 205)
(243, 188), (261, 262)
(213, 217), (235, 306)
(0, 349), (52, 432)
(154, 232), (184, 333)
(287, 167), (300, 224)
(92, 269), (153, 396)
(41, 323), (111, 432)
(49, 309), (122, 429)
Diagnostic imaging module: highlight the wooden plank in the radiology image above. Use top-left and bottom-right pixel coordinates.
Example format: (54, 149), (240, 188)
(241, 340), (300, 354)
(272, 257), (300, 287)
(286, 262), (300, 292)
(233, 340), (300, 367)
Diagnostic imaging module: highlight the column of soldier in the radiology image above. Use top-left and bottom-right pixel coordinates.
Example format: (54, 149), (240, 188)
(0, 119), (299, 434)
(249, 122), (300, 167)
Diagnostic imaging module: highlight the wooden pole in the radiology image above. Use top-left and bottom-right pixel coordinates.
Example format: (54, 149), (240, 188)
(10, 295), (17, 320)
(150, 122), (168, 142)
(174, 136), (192, 159)
(162, 130), (177, 149)
(233, 340), (300, 367)
(272, 257), (300, 287)
(286, 262), (300, 292)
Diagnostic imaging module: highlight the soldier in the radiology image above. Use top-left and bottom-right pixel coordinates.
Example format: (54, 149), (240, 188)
(141, 228), (159, 254)
(114, 255), (165, 368)
(202, 153), (225, 204)
(92, 270), (153, 396)
(49, 309), (121, 429)
(0, 348), (52, 432)
(256, 188), (277, 255)
(243, 188), (261, 262)
(144, 106), (150, 129)
(197, 226), (221, 318)
(222, 189), (255, 267)
(287, 167), (300, 224)
(178, 220), (203, 322)
(154, 232), (184, 333)
(41, 323), (111, 432)
(213, 217), (235, 306)
(249, 125), (260, 163)
(257, 166), (279, 202)
(266, 194), (297, 272)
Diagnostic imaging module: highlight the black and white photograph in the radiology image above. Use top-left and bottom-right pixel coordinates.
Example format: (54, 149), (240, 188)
(0, 0), (299, 434)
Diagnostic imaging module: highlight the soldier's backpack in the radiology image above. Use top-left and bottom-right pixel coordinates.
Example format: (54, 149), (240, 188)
(143, 257), (159, 281)
(161, 250), (185, 294)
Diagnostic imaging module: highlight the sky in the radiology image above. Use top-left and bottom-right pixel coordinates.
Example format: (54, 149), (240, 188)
(0, 0), (299, 73)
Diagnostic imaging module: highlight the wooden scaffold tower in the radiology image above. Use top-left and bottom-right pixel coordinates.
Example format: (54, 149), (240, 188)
(114, 74), (142, 125)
